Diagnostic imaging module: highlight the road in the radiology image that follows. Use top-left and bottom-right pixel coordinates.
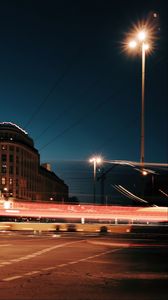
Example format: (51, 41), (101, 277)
(0, 232), (168, 300)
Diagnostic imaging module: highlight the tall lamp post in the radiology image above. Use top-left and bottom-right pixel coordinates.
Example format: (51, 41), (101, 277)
(128, 29), (150, 169)
(89, 156), (102, 204)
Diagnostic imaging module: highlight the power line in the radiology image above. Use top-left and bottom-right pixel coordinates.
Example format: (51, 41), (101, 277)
(23, 47), (83, 130)
(34, 78), (100, 142)
(23, 72), (67, 129)
(39, 89), (120, 151)
(97, 114), (139, 152)
(34, 104), (73, 141)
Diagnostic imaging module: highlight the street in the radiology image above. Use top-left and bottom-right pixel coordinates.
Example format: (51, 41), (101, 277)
(0, 232), (168, 300)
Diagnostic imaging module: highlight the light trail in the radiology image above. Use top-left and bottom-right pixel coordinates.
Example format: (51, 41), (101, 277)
(0, 202), (167, 222)
(112, 184), (149, 204)
(105, 160), (168, 168)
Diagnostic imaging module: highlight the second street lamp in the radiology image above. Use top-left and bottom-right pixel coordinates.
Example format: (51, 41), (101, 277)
(128, 28), (150, 170)
(89, 156), (102, 204)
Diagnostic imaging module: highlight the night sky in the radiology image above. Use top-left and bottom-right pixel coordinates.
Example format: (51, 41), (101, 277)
(0, 1), (167, 201)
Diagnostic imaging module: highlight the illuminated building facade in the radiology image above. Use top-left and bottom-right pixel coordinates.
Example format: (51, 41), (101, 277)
(0, 122), (68, 202)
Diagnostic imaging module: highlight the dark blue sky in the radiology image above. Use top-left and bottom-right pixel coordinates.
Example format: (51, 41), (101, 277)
(0, 0), (167, 166)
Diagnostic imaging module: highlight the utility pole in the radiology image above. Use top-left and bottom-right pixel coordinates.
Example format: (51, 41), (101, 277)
(97, 165), (118, 205)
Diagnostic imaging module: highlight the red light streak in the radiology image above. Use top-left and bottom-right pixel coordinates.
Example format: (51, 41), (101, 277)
(0, 201), (167, 222)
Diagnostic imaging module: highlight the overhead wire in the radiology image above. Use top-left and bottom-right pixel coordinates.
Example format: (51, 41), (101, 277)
(23, 46), (83, 130)
(39, 84), (130, 151)
(34, 78), (100, 142)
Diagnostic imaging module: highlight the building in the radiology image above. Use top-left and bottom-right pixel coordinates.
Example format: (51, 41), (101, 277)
(0, 122), (68, 202)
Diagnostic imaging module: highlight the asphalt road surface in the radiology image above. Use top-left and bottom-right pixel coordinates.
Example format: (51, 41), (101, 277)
(0, 232), (168, 300)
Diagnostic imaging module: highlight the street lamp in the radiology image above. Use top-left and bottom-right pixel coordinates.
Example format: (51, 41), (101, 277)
(89, 156), (102, 203)
(128, 28), (150, 171)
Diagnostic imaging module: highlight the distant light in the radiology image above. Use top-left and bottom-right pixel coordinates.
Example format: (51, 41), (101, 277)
(142, 170), (148, 176)
(96, 157), (102, 164)
(4, 201), (11, 209)
(89, 156), (102, 164)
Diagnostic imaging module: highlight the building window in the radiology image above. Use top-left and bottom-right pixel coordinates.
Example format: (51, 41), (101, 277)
(10, 154), (13, 162)
(1, 154), (7, 162)
(1, 177), (6, 185)
(9, 166), (13, 174)
(16, 167), (19, 175)
(9, 191), (13, 197)
(9, 178), (13, 185)
(9, 146), (14, 151)
(1, 165), (7, 173)
(1, 145), (7, 150)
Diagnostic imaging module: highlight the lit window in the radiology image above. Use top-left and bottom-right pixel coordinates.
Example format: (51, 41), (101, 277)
(1, 145), (7, 150)
(9, 178), (13, 185)
(2, 177), (6, 185)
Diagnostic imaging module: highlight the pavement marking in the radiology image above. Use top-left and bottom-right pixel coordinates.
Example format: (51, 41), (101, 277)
(77, 258), (88, 262)
(0, 239), (84, 268)
(68, 261), (78, 265)
(42, 267), (56, 271)
(88, 240), (130, 247)
(1, 244), (123, 282)
(87, 240), (168, 248)
(3, 275), (23, 281)
(57, 263), (67, 267)
(0, 244), (12, 247)
(94, 273), (168, 280)
(0, 262), (12, 265)
(25, 271), (40, 276)
(10, 258), (23, 262)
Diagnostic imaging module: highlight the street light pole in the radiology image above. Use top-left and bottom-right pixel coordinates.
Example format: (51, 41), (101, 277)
(93, 159), (97, 203)
(128, 30), (149, 169)
(89, 156), (102, 204)
(141, 42), (146, 166)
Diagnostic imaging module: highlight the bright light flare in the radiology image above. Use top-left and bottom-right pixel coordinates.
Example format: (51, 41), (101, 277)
(137, 30), (147, 41)
(122, 18), (157, 55)
(143, 43), (149, 51)
(129, 40), (137, 48)
(142, 169), (148, 176)
(89, 156), (102, 164)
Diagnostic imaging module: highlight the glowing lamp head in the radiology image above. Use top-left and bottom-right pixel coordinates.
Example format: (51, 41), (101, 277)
(142, 169), (148, 176)
(89, 156), (102, 164)
(129, 40), (137, 48)
(143, 43), (149, 51)
(96, 157), (102, 164)
(138, 30), (147, 41)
